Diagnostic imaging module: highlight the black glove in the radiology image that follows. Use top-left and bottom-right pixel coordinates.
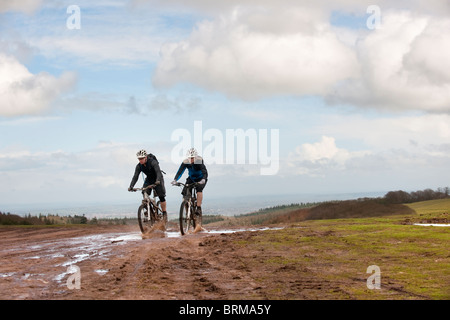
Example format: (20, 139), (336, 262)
(128, 187), (134, 192)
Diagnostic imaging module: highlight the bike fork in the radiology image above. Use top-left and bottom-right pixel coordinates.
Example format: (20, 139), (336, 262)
(145, 203), (150, 222)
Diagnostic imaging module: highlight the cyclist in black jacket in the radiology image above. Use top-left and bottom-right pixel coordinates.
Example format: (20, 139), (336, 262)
(129, 149), (167, 215)
(171, 148), (208, 216)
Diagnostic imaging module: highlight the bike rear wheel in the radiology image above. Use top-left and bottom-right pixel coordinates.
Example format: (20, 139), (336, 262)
(179, 200), (196, 235)
(138, 203), (155, 233)
(156, 201), (168, 224)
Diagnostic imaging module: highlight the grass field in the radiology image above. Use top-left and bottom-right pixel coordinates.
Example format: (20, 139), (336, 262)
(231, 199), (450, 299)
(405, 198), (450, 220)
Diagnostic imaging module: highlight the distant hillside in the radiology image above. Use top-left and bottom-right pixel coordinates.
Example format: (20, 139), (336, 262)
(206, 187), (448, 227)
(403, 198), (450, 224)
(404, 198), (450, 215)
(206, 198), (416, 227)
(304, 199), (415, 220)
(256, 199), (415, 224)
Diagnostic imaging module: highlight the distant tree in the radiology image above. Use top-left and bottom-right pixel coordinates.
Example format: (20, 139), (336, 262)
(384, 190), (411, 204)
(384, 187), (450, 204)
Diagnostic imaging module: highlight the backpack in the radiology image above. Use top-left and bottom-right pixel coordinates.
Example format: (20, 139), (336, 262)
(148, 153), (158, 163)
(146, 153), (166, 175)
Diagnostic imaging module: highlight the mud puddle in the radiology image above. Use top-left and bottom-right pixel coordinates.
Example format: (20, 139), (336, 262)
(0, 226), (282, 297)
(111, 226), (283, 242)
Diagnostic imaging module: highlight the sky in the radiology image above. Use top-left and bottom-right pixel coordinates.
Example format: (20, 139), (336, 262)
(1, 0), (449, 214)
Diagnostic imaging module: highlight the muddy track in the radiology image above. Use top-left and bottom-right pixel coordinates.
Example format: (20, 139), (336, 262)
(2, 224), (414, 300)
(0, 226), (277, 299)
(65, 231), (271, 300)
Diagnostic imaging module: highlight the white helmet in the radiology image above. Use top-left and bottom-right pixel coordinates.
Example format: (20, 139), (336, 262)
(186, 148), (198, 158)
(136, 149), (147, 158)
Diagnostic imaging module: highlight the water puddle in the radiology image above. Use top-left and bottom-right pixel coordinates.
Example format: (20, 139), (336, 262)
(95, 269), (109, 275)
(0, 272), (16, 278)
(111, 226), (283, 242)
(413, 223), (450, 227)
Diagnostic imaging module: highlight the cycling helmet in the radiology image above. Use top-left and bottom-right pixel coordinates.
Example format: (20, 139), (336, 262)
(186, 148), (198, 158)
(136, 149), (147, 159)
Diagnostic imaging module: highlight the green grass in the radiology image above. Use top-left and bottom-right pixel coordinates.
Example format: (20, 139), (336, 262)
(231, 200), (450, 299)
(405, 198), (450, 215)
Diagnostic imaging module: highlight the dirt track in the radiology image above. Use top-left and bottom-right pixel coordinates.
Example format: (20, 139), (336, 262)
(5, 223), (431, 300)
(0, 225), (255, 299)
(0, 224), (340, 300)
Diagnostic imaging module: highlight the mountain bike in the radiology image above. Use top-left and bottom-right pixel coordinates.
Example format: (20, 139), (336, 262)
(131, 184), (167, 233)
(173, 182), (201, 235)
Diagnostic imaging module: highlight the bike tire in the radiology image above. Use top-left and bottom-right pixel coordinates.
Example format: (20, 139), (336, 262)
(137, 204), (146, 233)
(179, 200), (195, 235)
(138, 203), (155, 233)
(149, 204), (157, 226)
(156, 200), (167, 224)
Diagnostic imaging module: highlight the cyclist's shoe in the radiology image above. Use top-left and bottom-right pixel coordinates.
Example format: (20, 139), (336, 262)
(193, 224), (203, 233)
(193, 207), (203, 233)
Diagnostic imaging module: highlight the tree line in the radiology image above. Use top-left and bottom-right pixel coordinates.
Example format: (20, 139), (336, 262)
(383, 187), (449, 204)
(0, 212), (90, 226)
(0, 212), (136, 226)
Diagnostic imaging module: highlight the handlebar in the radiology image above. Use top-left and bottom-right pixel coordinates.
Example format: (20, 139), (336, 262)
(173, 182), (201, 188)
(129, 184), (156, 192)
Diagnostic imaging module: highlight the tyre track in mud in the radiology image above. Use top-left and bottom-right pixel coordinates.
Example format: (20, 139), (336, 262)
(71, 233), (254, 300)
(49, 229), (285, 300)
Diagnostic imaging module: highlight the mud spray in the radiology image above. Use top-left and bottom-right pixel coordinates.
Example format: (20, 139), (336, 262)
(141, 221), (167, 239)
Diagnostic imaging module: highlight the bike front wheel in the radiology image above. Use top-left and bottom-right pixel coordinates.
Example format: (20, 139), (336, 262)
(179, 200), (196, 235)
(138, 203), (155, 233)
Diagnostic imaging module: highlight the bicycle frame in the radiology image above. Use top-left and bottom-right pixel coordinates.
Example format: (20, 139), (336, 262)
(177, 182), (198, 207)
(132, 184), (164, 233)
(174, 182), (200, 235)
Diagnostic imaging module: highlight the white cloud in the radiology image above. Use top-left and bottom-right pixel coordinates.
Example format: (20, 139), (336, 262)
(0, 142), (135, 204)
(150, 3), (450, 112)
(327, 11), (450, 112)
(0, 0), (42, 14)
(0, 53), (77, 117)
(403, 18), (450, 84)
(317, 113), (450, 152)
(133, 0), (450, 17)
(293, 136), (350, 163)
(153, 7), (359, 100)
(287, 136), (370, 176)
(287, 113), (450, 178)
(22, 3), (189, 67)
(33, 34), (163, 67)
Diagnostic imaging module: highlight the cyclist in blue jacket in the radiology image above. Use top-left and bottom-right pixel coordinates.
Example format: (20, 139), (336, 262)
(171, 148), (208, 216)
